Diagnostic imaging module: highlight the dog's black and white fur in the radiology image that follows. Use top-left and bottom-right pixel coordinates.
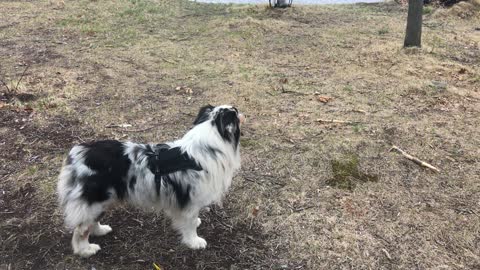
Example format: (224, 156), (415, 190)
(57, 105), (244, 257)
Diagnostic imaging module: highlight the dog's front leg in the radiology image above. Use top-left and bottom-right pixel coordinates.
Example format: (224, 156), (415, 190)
(168, 209), (207, 249)
(72, 223), (101, 257)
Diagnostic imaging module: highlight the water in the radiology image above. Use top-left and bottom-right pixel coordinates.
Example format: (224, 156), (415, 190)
(193, 0), (383, 4)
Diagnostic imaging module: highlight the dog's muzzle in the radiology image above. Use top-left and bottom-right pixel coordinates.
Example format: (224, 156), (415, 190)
(238, 113), (246, 124)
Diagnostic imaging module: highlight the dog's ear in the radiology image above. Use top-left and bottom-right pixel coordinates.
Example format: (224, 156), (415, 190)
(193, 105), (215, 125)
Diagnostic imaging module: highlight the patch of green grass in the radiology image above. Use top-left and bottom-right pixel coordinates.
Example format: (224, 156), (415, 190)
(241, 138), (259, 148)
(473, 75), (480, 83)
(378, 27), (389, 35)
(119, 0), (162, 23)
(27, 165), (39, 176)
(429, 35), (445, 54)
(343, 85), (353, 93)
(352, 123), (365, 133)
(423, 6), (433, 15)
(58, 14), (106, 36)
(326, 154), (378, 191)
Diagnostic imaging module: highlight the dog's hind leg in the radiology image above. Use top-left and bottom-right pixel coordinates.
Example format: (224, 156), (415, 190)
(168, 209), (207, 249)
(91, 221), (113, 236)
(72, 223), (101, 258)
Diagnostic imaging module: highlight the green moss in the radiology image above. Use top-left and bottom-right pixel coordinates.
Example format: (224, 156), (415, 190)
(378, 27), (389, 35)
(326, 154), (378, 191)
(423, 6), (433, 15)
(240, 138), (258, 148)
(343, 85), (353, 93)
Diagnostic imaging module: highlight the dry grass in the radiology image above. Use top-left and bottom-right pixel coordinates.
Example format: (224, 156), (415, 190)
(1, 0), (479, 269)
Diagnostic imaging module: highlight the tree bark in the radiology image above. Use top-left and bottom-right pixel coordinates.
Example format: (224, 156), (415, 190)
(404, 0), (423, 47)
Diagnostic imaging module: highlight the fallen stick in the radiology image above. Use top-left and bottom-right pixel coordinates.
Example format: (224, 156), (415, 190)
(122, 126), (154, 133)
(390, 145), (440, 173)
(316, 119), (359, 125)
(351, 109), (367, 114)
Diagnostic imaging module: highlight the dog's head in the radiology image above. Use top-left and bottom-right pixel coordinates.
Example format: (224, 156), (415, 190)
(193, 105), (245, 146)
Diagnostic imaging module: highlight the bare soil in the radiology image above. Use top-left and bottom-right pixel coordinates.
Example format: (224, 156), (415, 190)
(1, 0), (479, 269)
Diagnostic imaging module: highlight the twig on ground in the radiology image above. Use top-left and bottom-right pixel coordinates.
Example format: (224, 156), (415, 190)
(210, 207), (233, 229)
(105, 124), (132, 128)
(316, 119), (360, 125)
(41, 243), (57, 259)
(243, 176), (262, 185)
(122, 126), (155, 133)
(271, 85), (307, 96)
(381, 248), (392, 260)
(266, 91), (275, 96)
(162, 58), (177, 64)
(106, 123), (157, 133)
(291, 205), (315, 213)
(351, 109), (367, 114)
(15, 65), (29, 90)
(390, 145), (440, 173)
(280, 88), (308, 96)
(73, 135), (85, 143)
(242, 175), (285, 187)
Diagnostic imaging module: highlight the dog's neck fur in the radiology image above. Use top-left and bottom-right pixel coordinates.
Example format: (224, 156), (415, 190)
(173, 120), (241, 200)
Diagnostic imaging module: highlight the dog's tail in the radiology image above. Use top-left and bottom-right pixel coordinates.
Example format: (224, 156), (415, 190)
(57, 161), (75, 207)
(57, 152), (89, 229)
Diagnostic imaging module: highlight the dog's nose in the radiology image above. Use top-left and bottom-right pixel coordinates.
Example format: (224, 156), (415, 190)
(238, 113), (246, 124)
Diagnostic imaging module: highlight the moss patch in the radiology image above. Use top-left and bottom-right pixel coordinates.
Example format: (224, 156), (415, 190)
(326, 154), (378, 191)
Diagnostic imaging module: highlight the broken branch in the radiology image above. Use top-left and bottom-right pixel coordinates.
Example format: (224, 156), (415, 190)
(316, 119), (359, 125)
(15, 65), (29, 90)
(390, 145), (440, 173)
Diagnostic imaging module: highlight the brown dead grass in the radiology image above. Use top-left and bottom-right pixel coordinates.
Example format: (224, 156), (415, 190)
(1, 0), (480, 269)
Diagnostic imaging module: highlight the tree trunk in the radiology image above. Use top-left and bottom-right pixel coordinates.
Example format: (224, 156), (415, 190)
(404, 0), (423, 47)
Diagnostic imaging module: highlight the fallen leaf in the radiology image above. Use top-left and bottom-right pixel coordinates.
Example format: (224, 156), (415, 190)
(24, 106), (34, 113)
(153, 262), (162, 270)
(252, 206), (260, 217)
(316, 95), (332, 103)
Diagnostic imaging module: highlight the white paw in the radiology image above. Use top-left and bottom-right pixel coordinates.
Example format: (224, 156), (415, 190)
(76, 244), (101, 258)
(183, 236), (207, 249)
(92, 224), (112, 236)
(195, 218), (201, 227)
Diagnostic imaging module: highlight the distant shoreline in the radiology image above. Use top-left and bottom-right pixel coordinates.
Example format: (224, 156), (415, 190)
(192, 0), (384, 5)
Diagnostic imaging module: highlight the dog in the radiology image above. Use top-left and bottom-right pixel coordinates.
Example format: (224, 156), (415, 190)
(57, 105), (245, 257)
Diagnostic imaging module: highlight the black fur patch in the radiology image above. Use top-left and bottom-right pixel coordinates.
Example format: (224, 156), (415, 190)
(147, 144), (202, 175)
(206, 146), (223, 158)
(193, 104), (214, 125)
(214, 108), (241, 148)
(66, 155), (73, 165)
(129, 175), (137, 191)
(67, 169), (77, 188)
(163, 174), (191, 208)
(147, 144), (202, 207)
(80, 140), (131, 204)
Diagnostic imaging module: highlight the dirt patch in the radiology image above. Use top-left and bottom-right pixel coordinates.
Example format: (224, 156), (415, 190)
(0, 108), (92, 174)
(1, 200), (272, 270)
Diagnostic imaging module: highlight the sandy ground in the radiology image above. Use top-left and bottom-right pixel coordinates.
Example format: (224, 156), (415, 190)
(1, 0), (479, 269)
